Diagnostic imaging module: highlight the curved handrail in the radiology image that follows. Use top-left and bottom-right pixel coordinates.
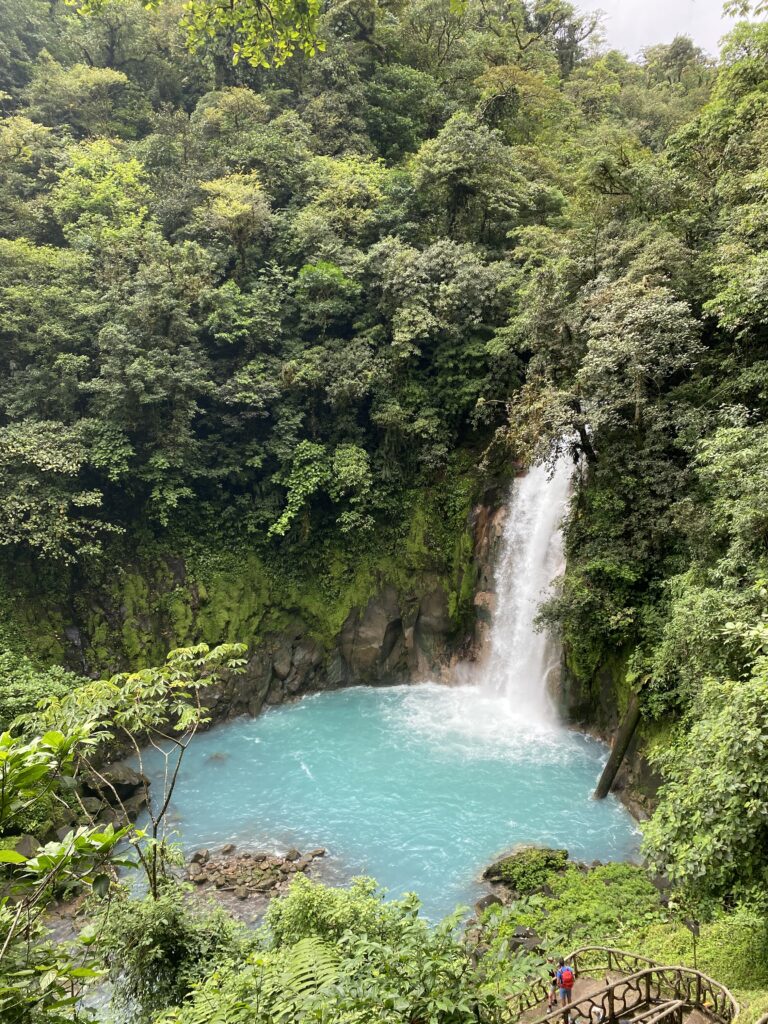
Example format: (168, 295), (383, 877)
(622, 999), (685, 1024)
(520, 965), (739, 1024)
(567, 946), (658, 974)
(506, 948), (739, 1024)
(507, 947), (660, 1018)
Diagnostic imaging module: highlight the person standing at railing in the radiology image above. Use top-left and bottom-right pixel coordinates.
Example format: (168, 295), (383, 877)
(556, 958), (575, 1018)
(547, 959), (558, 1012)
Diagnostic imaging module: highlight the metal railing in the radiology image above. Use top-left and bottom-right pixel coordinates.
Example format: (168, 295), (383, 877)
(506, 947), (659, 1020)
(504, 947), (739, 1024)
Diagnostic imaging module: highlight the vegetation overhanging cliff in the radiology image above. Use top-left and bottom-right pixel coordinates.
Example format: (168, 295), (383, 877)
(4, 0), (768, 1019)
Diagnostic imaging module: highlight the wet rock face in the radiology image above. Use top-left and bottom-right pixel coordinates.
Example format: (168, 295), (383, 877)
(185, 845), (327, 901)
(341, 585), (407, 679)
(169, 499), (509, 724)
(199, 580), (472, 721)
(469, 503), (508, 657)
(472, 504), (508, 594)
(412, 584), (452, 672)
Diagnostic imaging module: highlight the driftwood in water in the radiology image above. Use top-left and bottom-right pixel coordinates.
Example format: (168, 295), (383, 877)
(594, 692), (642, 800)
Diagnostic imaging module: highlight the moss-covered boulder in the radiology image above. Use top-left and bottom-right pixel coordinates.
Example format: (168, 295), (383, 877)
(483, 845), (569, 894)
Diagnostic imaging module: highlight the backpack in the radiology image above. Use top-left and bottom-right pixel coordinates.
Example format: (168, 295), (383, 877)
(560, 967), (575, 989)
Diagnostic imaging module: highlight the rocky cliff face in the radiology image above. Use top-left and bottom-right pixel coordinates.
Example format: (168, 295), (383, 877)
(0, 485), (508, 720)
(468, 502), (508, 657)
(200, 582), (454, 719)
(200, 500), (508, 721)
(556, 650), (662, 819)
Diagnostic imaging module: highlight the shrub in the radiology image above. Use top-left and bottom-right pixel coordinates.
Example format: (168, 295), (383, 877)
(541, 864), (666, 945)
(633, 909), (768, 992)
(0, 650), (85, 729)
(487, 863), (667, 949)
(96, 882), (250, 1023)
(486, 847), (569, 894)
(265, 873), (421, 947)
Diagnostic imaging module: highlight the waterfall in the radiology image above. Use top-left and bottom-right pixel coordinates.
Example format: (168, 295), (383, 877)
(482, 460), (572, 724)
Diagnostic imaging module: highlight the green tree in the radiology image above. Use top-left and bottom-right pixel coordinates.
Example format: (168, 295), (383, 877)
(643, 663), (768, 902)
(411, 112), (528, 242)
(69, 0), (325, 67)
(24, 52), (131, 137)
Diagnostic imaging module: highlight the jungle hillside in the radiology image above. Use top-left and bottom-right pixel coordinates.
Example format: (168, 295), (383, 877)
(3, 0), (768, 1022)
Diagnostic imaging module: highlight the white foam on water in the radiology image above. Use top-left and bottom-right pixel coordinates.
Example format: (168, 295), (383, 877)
(393, 458), (572, 749)
(389, 683), (568, 764)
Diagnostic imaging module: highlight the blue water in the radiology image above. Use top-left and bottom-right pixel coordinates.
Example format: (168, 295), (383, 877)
(141, 684), (638, 919)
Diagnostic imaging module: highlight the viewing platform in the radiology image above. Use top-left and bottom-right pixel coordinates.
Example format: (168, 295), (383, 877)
(508, 947), (739, 1024)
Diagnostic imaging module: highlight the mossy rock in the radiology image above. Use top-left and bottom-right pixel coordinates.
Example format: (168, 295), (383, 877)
(484, 846), (569, 894)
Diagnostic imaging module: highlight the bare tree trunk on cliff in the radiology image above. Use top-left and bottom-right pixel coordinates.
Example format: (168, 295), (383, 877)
(594, 691), (642, 800)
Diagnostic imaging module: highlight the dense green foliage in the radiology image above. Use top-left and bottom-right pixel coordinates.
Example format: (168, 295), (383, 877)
(68, 0), (324, 69)
(0, 0), (544, 569)
(99, 884), (249, 1022)
(505, 863), (666, 946)
(152, 875), (545, 1024)
(4, 0), (768, 1017)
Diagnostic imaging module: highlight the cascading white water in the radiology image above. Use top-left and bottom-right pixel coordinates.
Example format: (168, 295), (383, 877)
(482, 459), (572, 724)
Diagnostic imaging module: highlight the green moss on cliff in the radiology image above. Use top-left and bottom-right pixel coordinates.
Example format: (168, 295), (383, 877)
(0, 467), (481, 677)
(0, 566), (68, 666)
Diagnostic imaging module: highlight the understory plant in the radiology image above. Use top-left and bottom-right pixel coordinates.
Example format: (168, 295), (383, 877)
(155, 874), (545, 1024)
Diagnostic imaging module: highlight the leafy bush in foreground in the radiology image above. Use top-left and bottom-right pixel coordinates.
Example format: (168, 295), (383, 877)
(156, 875), (543, 1024)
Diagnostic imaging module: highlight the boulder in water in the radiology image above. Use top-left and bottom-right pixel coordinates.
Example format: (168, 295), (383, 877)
(483, 846), (568, 895)
(185, 847), (324, 903)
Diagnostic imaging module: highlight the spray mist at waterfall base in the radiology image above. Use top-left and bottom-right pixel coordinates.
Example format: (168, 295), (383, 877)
(140, 463), (638, 918)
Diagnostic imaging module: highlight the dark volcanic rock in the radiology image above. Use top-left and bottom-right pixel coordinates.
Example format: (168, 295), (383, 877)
(185, 847), (325, 904)
(475, 893), (503, 914)
(85, 764), (149, 803)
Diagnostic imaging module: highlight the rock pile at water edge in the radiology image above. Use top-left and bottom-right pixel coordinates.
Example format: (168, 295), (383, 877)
(186, 845), (327, 900)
